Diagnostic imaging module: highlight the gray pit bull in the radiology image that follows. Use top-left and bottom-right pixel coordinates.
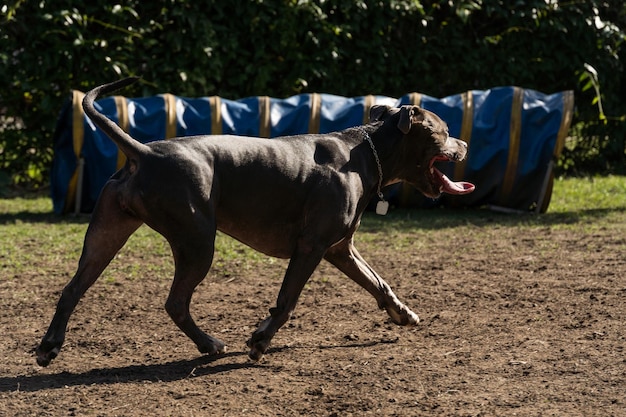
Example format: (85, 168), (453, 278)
(36, 77), (474, 366)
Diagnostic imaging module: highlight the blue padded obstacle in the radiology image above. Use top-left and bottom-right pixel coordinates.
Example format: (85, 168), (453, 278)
(50, 87), (573, 214)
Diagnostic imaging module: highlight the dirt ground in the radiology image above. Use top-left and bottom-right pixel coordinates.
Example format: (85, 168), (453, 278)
(1, 210), (625, 416)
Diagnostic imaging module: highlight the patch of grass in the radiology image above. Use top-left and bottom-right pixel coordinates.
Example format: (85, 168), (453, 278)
(549, 175), (626, 212)
(0, 192), (53, 215)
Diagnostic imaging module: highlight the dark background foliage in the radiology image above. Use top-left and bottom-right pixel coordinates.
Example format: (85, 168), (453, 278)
(1, 0), (625, 190)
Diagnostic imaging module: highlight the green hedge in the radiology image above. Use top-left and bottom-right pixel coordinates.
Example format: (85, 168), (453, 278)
(1, 0), (625, 189)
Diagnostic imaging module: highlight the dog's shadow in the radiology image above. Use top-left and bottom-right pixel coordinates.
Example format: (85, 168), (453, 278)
(0, 351), (256, 393)
(1, 339), (397, 393)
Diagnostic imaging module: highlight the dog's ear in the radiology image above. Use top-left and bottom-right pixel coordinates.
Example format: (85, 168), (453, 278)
(369, 105), (391, 122)
(397, 106), (426, 134)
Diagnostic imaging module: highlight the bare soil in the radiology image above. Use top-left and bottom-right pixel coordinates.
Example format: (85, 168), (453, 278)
(1, 210), (625, 416)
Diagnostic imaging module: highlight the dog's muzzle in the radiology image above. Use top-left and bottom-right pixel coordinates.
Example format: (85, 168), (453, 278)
(429, 138), (475, 196)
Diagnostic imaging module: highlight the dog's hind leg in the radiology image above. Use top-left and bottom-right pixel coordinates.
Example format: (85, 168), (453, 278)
(324, 238), (420, 326)
(36, 182), (142, 366)
(164, 220), (225, 356)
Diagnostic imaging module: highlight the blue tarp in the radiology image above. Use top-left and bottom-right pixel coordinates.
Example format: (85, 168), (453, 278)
(51, 87), (573, 214)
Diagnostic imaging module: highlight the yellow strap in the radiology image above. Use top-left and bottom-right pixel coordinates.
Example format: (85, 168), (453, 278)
(408, 92), (422, 106)
(308, 93), (321, 134)
(554, 90), (575, 158)
(363, 94), (375, 124)
(64, 90), (86, 213)
(162, 93), (177, 139)
(258, 96), (271, 138)
(499, 87), (524, 205)
(113, 96), (130, 169)
(71, 90), (85, 157)
(208, 96), (222, 135)
(454, 91), (474, 181)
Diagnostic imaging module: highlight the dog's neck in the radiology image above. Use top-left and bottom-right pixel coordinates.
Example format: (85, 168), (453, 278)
(355, 126), (389, 215)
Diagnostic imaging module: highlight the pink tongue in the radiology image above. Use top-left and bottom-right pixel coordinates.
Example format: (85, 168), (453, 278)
(433, 167), (475, 195)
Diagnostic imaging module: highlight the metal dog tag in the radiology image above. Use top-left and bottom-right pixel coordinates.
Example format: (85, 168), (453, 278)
(375, 200), (389, 216)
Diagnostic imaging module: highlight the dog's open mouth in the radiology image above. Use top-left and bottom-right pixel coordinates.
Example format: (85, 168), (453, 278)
(429, 156), (475, 195)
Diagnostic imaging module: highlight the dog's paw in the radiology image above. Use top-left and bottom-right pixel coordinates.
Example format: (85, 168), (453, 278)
(248, 343), (269, 362)
(386, 304), (420, 326)
(246, 332), (271, 362)
(35, 344), (60, 367)
(197, 337), (226, 356)
(248, 347), (264, 362)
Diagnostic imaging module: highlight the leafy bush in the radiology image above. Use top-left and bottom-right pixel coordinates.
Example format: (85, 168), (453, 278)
(1, 0), (624, 189)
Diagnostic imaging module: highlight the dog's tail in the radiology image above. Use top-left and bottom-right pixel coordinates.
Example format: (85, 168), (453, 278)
(82, 77), (150, 161)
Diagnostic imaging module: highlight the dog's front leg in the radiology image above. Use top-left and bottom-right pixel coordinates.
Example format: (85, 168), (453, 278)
(324, 238), (420, 326)
(247, 243), (326, 361)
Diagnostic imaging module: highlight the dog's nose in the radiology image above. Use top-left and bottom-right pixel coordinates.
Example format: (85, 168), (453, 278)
(448, 137), (468, 161)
